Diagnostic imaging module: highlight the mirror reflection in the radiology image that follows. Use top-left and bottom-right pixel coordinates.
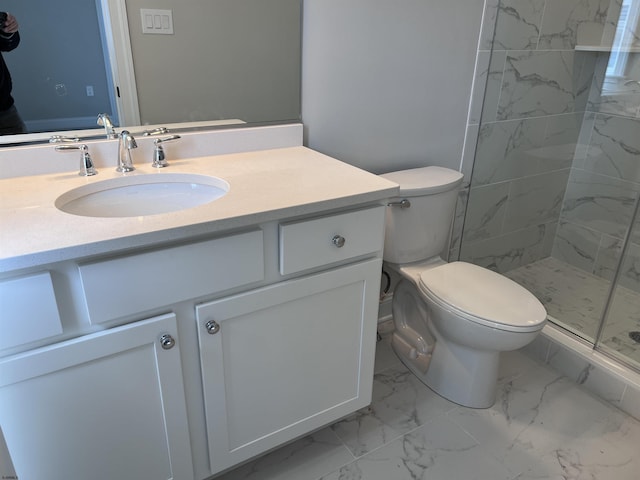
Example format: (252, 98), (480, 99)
(1, 0), (301, 140)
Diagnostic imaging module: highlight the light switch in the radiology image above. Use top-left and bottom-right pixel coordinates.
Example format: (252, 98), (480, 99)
(140, 9), (174, 35)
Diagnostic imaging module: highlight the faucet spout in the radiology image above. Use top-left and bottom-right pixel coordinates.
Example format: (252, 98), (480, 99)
(97, 113), (117, 139)
(117, 130), (137, 173)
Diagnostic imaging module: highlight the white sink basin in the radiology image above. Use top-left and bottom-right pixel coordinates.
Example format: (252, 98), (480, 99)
(56, 173), (229, 218)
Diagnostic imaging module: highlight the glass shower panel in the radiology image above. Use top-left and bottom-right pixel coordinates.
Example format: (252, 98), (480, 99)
(597, 210), (640, 370)
(458, 0), (640, 345)
(589, 0), (640, 368)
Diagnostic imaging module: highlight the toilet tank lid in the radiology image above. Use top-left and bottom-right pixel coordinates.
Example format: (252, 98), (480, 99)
(380, 166), (464, 196)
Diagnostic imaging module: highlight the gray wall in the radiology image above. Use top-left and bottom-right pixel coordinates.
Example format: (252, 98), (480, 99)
(125, 0), (301, 125)
(301, 0), (485, 174)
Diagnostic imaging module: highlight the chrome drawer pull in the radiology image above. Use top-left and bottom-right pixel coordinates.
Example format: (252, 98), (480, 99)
(160, 334), (176, 350)
(332, 235), (346, 248)
(206, 320), (220, 335)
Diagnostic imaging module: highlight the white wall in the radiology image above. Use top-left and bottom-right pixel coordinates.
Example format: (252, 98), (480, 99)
(302, 0), (485, 174)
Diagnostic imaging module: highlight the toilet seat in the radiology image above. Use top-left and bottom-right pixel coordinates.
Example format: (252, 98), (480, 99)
(417, 262), (547, 333)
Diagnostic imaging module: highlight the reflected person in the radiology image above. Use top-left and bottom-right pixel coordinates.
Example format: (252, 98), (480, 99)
(0, 12), (26, 135)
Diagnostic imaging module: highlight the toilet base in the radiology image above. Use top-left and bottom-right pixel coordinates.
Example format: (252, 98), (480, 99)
(392, 331), (499, 408)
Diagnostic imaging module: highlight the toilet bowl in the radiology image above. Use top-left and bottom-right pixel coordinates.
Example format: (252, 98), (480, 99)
(389, 260), (546, 408)
(380, 166), (547, 408)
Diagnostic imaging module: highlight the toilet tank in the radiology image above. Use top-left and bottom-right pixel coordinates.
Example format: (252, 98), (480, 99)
(380, 166), (464, 264)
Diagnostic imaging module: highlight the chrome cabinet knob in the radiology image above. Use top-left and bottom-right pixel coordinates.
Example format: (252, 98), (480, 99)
(160, 334), (176, 350)
(206, 320), (220, 335)
(332, 235), (346, 248)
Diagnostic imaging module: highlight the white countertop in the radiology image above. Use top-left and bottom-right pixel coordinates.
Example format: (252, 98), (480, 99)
(0, 146), (398, 272)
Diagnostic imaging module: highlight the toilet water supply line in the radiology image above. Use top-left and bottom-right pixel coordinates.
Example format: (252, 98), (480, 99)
(380, 270), (391, 301)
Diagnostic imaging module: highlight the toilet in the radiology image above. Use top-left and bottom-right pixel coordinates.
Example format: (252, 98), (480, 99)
(380, 166), (547, 408)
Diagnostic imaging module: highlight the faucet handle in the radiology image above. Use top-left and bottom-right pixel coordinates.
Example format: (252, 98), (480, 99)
(55, 144), (97, 177)
(50, 134), (80, 143)
(143, 127), (169, 136)
(152, 135), (181, 168)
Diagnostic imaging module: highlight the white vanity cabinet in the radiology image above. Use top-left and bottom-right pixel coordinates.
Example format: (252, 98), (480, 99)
(197, 206), (385, 474)
(0, 313), (193, 480)
(0, 205), (388, 480)
(197, 259), (381, 472)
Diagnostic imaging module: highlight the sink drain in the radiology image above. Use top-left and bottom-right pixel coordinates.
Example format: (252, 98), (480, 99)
(629, 331), (640, 344)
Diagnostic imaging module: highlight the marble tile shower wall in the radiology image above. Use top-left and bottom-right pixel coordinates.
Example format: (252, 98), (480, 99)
(555, 61), (640, 293)
(454, 0), (640, 290)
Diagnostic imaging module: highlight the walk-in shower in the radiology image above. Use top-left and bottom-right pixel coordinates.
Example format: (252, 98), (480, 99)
(458, 0), (640, 373)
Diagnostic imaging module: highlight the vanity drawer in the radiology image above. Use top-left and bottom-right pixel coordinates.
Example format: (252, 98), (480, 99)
(279, 206), (385, 275)
(0, 271), (62, 350)
(79, 230), (264, 324)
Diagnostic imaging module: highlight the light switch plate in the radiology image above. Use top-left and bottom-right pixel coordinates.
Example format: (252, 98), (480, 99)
(140, 8), (174, 35)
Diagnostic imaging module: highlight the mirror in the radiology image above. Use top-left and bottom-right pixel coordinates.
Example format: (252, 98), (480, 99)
(1, 0), (301, 144)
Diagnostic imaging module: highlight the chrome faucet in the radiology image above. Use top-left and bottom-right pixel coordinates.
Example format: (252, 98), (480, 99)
(152, 135), (181, 168)
(55, 144), (97, 176)
(97, 113), (117, 139)
(117, 130), (137, 172)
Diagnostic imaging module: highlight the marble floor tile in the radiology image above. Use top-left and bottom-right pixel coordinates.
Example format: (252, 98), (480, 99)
(506, 256), (640, 367)
(330, 362), (457, 457)
(320, 416), (513, 480)
(217, 334), (640, 480)
(449, 370), (640, 479)
(215, 428), (354, 480)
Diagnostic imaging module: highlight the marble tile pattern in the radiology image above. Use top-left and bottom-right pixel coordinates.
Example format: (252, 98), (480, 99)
(560, 168), (638, 239)
(583, 114), (640, 182)
(216, 334), (640, 480)
(460, 221), (557, 272)
(447, 187), (468, 262)
(551, 215), (640, 293)
(457, 0), (630, 274)
(523, 332), (640, 427)
(480, 0), (546, 51)
(497, 50), (588, 121)
(506, 256), (640, 366)
(538, 0), (609, 49)
(481, 0), (610, 51)
(460, 112), (581, 273)
(469, 50), (507, 124)
(543, 111), (640, 287)
(587, 54), (640, 118)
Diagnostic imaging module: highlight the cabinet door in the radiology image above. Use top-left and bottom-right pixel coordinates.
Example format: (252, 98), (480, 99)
(196, 258), (381, 474)
(0, 313), (193, 480)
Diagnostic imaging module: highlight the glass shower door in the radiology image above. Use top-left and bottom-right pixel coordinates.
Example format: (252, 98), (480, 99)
(596, 213), (640, 370)
(458, 0), (640, 368)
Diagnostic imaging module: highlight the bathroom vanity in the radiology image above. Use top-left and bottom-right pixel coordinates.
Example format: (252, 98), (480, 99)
(0, 143), (397, 480)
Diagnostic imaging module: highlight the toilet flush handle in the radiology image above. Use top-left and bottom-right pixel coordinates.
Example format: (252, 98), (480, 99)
(387, 199), (411, 209)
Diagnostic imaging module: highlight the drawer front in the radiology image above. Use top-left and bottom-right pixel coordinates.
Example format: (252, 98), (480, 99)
(79, 230), (264, 324)
(0, 271), (62, 350)
(279, 206), (385, 275)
